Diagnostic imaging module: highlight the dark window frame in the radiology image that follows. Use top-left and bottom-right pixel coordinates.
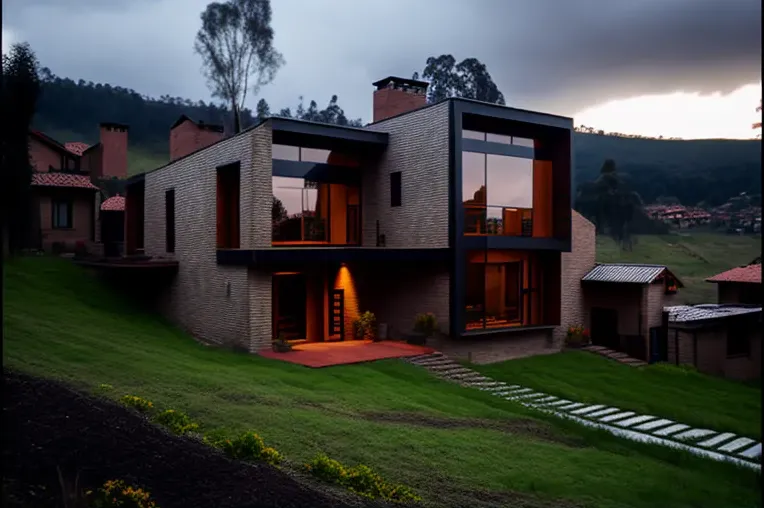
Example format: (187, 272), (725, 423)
(390, 171), (402, 207)
(51, 199), (73, 229)
(165, 188), (176, 253)
(216, 163), (241, 249)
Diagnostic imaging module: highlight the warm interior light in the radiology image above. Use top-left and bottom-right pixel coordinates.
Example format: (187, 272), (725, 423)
(273, 271), (300, 276)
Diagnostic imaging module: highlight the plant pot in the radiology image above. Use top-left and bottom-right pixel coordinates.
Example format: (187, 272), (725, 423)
(272, 343), (292, 353)
(406, 332), (427, 346)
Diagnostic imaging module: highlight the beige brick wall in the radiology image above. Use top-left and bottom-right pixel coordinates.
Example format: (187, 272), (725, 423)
(667, 329), (696, 366)
(363, 102), (450, 248)
(556, 210), (596, 344)
(432, 329), (556, 364)
(143, 123), (272, 350)
(355, 262), (450, 338)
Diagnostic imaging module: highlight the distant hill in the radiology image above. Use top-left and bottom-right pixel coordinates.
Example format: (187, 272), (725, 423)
(33, 73), (761, 206)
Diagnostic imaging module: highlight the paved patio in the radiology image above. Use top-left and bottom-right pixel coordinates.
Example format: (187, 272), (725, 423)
(259, 340), (435, 368)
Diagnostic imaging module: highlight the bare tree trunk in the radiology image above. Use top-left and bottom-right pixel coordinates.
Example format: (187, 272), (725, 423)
(232, 102), (241, 134)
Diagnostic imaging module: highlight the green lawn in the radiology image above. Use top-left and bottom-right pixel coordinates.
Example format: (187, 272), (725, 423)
(471, 351), (761, 440)
(596, 232), (761, 304)
(3, 257), (761, 508)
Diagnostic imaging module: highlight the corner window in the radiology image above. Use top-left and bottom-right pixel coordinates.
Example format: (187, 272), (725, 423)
(52, 200), (73, 229)
(216, 163), (240, 249)
(165, 189), (176, 253)
(390, 171), (402, 207)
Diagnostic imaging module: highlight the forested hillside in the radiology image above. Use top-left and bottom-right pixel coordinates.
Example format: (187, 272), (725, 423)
(33, 70), (761, 207)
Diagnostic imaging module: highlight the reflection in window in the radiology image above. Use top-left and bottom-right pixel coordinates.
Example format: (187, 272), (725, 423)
(272, 144), (300, 161)
(272, 176), (326, 242)
(462, 129), (485, 141)
(271, 144), (359, 167)
(462, 152), (536, 236)
(487, 154), (533, 209)
(300, 148), (331, 164)
(485, 133), (512, 145)
(462, 129), (537, 149)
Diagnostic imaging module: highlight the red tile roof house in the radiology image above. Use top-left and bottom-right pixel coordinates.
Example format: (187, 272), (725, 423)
(706, 261), (762, 305)
(28, 123), (129, 254)
(122, 76), (599, 361)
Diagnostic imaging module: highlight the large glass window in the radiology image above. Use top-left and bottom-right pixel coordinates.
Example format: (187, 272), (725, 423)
(462, 129), (537, 148)
(272, 176), (359, 245)
(464, 250), (544, 331)
(462, 152), (535, 236)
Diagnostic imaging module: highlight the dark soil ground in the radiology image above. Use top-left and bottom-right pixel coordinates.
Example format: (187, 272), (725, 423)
(2, 370), (383, 508)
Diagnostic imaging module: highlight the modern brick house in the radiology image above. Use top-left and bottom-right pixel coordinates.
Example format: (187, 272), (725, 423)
(581, 263), (682, 362)
(28, 123), (129, 252)
(124, 76), (596, 356)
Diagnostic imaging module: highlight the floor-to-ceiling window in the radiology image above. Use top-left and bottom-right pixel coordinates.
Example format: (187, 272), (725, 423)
(464, 250), (549, 331)
(271, 143), (361, 245)
(461, 130), (553, 238)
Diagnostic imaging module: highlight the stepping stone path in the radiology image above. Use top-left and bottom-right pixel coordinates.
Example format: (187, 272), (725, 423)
(578, 345), (648, 367)
(404, 352), (761, 471)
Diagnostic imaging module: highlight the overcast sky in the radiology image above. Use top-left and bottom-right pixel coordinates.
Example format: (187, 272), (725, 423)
(2, 0), (761, 133)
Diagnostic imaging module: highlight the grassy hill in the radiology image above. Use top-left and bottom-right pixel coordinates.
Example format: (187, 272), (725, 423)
(596, 232), (762, 303)
(4, 256), (762, 508)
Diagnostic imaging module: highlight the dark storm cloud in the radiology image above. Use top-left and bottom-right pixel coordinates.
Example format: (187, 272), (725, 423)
(2, 0), (761, 121)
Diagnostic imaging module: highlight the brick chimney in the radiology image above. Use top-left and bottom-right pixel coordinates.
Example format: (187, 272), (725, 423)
(169, 115), (224, 161)
(372, 76), (429, 123)
(98, 122), (129, 179)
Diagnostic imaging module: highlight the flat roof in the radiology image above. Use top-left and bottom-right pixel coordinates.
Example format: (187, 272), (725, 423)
(666, 304), (761, 323)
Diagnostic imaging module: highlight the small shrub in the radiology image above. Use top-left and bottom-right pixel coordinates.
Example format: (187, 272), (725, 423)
(413, 312), (438, 337)
(88, 479), (158, 508)
(271, 334), (293, 352)
(96, 383), (114, 394)
(305, 453), (347, 483)
(220, 431), (265, 460)
(260, 446), (284, 465)
(565, 324), (590, 347)
(119, 395), (154, 413)
(153, 409), (199, 436)
(305, 454), (421, 504)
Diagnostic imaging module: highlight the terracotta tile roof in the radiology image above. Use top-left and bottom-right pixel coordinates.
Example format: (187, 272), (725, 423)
(31, 173), (99, 190)
(100, 194), (125, 211)
(706, 264), (762, 284)
(64, 142), (91, 156)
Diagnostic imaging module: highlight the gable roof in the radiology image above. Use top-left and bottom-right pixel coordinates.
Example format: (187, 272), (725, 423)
(706, 264), (762, 284)
(29, 130), (73, 155)
(31, 173), (99, 190)
(582, 263), (684, 287)
(64, 142), (91, 156)
(170, 114), (224, 133)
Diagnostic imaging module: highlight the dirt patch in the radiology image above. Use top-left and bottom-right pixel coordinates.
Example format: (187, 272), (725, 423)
(2, 369), (382, 508)
(361, 411), (586, 448)
(430, 482), (584, 508)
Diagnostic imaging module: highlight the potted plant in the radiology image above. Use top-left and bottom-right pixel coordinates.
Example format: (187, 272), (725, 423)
(565, 324), (590, 348)
(272, 334), (293, 353)
(408, 313), (438, 345)
(352, 311), (378, 341)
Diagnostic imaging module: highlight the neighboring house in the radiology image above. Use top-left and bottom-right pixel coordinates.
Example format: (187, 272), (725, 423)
(706, 262), (762, 305)
(664, 304), (761, 381)
(28, 123), (129, 252)
(124, 75), (596, 357)
(169, 115), (224, 162)
(581, 263), (682, 362)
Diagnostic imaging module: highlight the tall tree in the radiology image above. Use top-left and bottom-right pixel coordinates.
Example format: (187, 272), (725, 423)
(275, 95), (362, 127)
(415, 54), (505, 105)
(1, 42), (41, 255)
(255, 98), (270, 121)
(194, 0), (284, 134)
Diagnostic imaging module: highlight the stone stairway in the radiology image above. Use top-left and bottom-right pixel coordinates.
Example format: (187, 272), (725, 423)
(578, 345), (648, 367)
(405, 352), (761, 470)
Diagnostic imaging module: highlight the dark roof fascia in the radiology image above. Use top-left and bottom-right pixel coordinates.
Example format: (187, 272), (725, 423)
(270, 117), (388, 145)
(453, 98), (574, 130)
(217, 247), (451, 266)
(372, 76), (430, 89)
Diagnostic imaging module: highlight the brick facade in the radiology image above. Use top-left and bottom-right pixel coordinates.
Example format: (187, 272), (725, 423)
(143, 124), (266, 349)
(29, 137), (62, 172)
(668, 324), (762, 380)
(36, 190), (95, 251)
(98, 124), (128, 179)
(363, 102), (450, 248)
(372, 88), (427, 123)
(557, 211), (596, 345)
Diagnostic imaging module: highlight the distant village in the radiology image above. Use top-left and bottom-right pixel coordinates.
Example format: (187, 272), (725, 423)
(644, 193), (762, 234)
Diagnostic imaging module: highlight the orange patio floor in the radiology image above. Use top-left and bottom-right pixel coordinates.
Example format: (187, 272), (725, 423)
(258, 340), (435, 368)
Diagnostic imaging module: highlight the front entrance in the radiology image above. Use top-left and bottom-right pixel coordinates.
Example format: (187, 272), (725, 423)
(590, 307), (619, 349)
(649, 326), (667, 363)
(273, 273), (307, 341)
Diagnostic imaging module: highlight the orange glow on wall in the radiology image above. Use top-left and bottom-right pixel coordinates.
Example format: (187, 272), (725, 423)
(532, 161), (553, 238)
(334, 265), (360, 341)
